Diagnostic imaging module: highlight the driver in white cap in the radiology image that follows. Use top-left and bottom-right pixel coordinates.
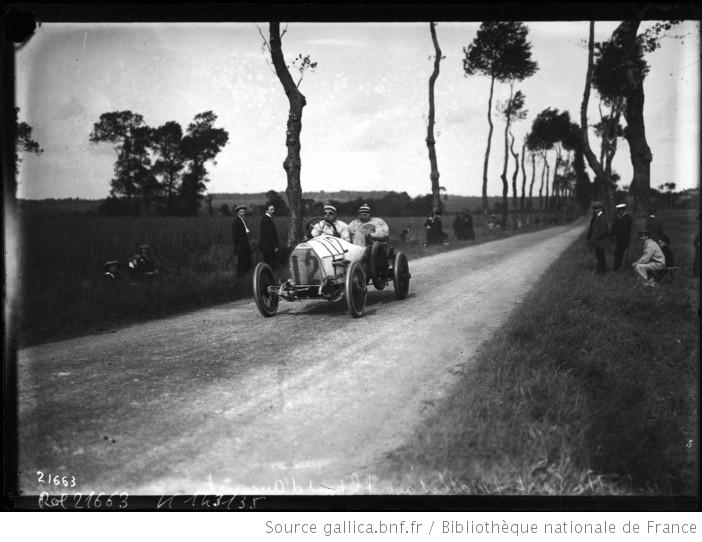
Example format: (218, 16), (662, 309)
(347, 203), (390, 246)
(311, 204), (350, 241)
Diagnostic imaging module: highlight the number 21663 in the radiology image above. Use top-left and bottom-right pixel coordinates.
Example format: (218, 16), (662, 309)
(37, 471), (76, 488)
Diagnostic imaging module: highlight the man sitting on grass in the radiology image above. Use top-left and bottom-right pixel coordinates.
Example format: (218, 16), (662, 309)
(632, 230), (666, 287)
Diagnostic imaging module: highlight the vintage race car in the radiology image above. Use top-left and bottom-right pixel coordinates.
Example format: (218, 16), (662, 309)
(252, 227), (410, 318)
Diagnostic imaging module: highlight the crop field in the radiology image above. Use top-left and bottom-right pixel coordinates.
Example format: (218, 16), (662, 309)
(14, 211), (567, 346)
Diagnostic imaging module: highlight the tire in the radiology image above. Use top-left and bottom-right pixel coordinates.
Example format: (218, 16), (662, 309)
(369, 241), (388, 290)
(253, 262), (279, 317)
(345, 261), (367, 317)
(392, 251), (410, 300)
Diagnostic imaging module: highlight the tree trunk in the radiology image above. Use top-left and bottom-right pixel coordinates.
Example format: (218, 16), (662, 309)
(538, 153), (546, 209)
(481, 74), (496, 228)
(544, 154), (550, 209)
(426, 22), (442, 214)
(528, 152), (536, 205)
(269, 22), (306, 247)
(510, 133), (519, 208)
(499, 83), (514, 230)
(520, 142), (527, 211)
(580, 21), (607, 207)
(618, 20), (652, 213)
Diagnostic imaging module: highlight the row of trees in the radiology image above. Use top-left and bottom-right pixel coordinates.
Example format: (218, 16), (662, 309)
(89, 110), (229, 216)
(15, 21), (680, 242)
(418, 20), (679, 232)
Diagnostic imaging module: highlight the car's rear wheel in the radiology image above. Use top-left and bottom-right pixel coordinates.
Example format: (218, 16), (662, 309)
(369, 241), (388, 290)
(392, 251), (410, 300)
(253, 262), (279, 317)
(345, 262), (367, 317)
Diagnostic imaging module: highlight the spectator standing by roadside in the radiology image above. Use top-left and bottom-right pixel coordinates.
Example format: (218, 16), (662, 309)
(632, 229), (666, 287)
(424, 210), (445, 245)
(588, 201), (610, 274)
(453, 211), (467, 240)
(645, 208), (665, 244)
(259, 202), (280, 269)
(464, 209), (476, 240)
(611, 203), (633, 271)
(232, 204), (252, 277)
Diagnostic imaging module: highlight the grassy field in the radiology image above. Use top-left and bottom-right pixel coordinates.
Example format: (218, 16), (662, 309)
(380, 209), (699, 496)
(15, 211), (565, 346)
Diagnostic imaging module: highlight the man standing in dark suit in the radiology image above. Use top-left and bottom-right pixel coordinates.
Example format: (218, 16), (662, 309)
(232, 204), (252, 277)
(259, 202), (280, 269)
(611, 203), (633, 270)
(588, 201), (610, 274)
(645, 208), (666, 245)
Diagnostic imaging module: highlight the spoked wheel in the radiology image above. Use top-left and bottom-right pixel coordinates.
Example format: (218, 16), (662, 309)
(392, 251), (410, 300)
(345, 261), (367, 317)
(253, 262), (279, 317)
(369, 241), (389, 290)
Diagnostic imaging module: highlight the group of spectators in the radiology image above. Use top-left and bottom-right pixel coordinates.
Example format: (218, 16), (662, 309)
(106, 199), (699, 288)
(586, 201), (680, 287)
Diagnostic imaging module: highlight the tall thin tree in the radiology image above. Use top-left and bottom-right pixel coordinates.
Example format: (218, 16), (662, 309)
(463, 21), (538, 227)
(264, 23), (316, 247)
(426, 22), (444, 214)
(498, 86), (527, 227)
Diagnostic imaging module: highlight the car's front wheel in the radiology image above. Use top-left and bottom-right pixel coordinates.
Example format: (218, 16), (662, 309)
(253, 262), (279, 317)
(345, 262), (367, 317)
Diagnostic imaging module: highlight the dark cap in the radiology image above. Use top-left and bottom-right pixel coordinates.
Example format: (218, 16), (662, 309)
(591, 201), (603, 209)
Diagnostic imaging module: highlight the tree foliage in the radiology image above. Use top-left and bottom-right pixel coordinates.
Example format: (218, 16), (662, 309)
(585, 20), (680, 211)
(179, 111), (229, 215)
(150, 121), (185, 213)
(14, 107), (44, 176)
(463, 22), (538, 81)
(90, 110), (228, 215)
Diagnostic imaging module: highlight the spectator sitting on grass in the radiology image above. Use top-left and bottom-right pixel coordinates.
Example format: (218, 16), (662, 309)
(128, 244), (159, 277)
(103, 260), (134, 284)
(103, 260), (122, 281)
(632, 230), (666, 287)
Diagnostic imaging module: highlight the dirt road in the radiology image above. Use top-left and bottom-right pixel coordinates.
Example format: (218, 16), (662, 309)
(17, 222), (584, 496)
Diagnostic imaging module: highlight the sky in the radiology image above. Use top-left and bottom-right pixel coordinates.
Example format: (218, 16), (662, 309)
(14, 20), (700, 200)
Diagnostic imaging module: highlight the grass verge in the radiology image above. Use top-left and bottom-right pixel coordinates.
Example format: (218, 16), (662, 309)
(381, 210), (699, 495)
